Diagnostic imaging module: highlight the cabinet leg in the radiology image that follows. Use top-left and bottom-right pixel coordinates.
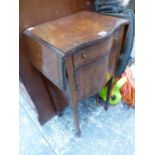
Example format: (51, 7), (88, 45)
(66, 86), (81, 136)
(71, 104), (81, 136)
(65, 56), (81, 136)
(57, 111), (63, 117)
(104, 77), (113, 110)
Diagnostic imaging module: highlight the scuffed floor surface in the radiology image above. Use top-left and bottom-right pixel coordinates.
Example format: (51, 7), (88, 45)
(19, 82), (135, 155)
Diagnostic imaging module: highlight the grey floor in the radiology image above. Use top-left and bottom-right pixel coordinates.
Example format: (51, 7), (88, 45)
(19, 78), (135, 155)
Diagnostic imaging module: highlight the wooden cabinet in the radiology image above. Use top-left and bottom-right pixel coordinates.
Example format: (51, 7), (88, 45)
(24, 11), (129, 135)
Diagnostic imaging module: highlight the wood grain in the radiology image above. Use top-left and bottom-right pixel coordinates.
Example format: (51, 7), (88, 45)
(24, 11), (128, 53)
(24, 36), (63, 89)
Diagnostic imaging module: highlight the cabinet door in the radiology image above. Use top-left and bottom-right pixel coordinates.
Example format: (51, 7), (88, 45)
(74, 54), (109, 100)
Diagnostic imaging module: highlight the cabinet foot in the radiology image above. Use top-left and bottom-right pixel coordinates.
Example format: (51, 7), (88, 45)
(104, 77), (113, 110)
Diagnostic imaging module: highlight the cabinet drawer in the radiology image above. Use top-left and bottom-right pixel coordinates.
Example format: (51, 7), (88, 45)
(73, 37), (113, 69)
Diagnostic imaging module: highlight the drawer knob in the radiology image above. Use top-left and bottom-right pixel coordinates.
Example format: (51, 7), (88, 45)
(81, 54), (87, 59)
(114, 37), (118, 41)
(77, 86), (81, 90)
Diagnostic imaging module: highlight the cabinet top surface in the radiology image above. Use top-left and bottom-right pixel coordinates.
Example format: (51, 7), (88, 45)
(24, 11), (128, 55)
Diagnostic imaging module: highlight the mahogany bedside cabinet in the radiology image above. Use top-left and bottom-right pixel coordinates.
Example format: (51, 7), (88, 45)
(24, 11), (129, 136)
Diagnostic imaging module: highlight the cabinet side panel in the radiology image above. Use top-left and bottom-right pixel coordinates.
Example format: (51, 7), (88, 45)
(25, 36), (63, 89)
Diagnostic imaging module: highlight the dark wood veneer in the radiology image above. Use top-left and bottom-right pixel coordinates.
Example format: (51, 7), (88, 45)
(23, 11), (129, 134)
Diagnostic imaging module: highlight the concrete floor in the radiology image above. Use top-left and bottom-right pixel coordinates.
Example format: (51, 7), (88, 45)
(19, 79), (135, 155)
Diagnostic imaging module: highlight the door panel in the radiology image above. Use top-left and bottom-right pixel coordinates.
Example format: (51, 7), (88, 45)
(75, 54), (109, 100)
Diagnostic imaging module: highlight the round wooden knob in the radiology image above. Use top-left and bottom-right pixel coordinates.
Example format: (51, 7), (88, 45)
(77, 86), (81, 90)
(81, 54), (87, 59)
(113, 37), (118, 41)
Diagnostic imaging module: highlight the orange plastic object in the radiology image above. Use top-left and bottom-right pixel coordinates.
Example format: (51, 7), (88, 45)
(120, 66), (135, 107)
